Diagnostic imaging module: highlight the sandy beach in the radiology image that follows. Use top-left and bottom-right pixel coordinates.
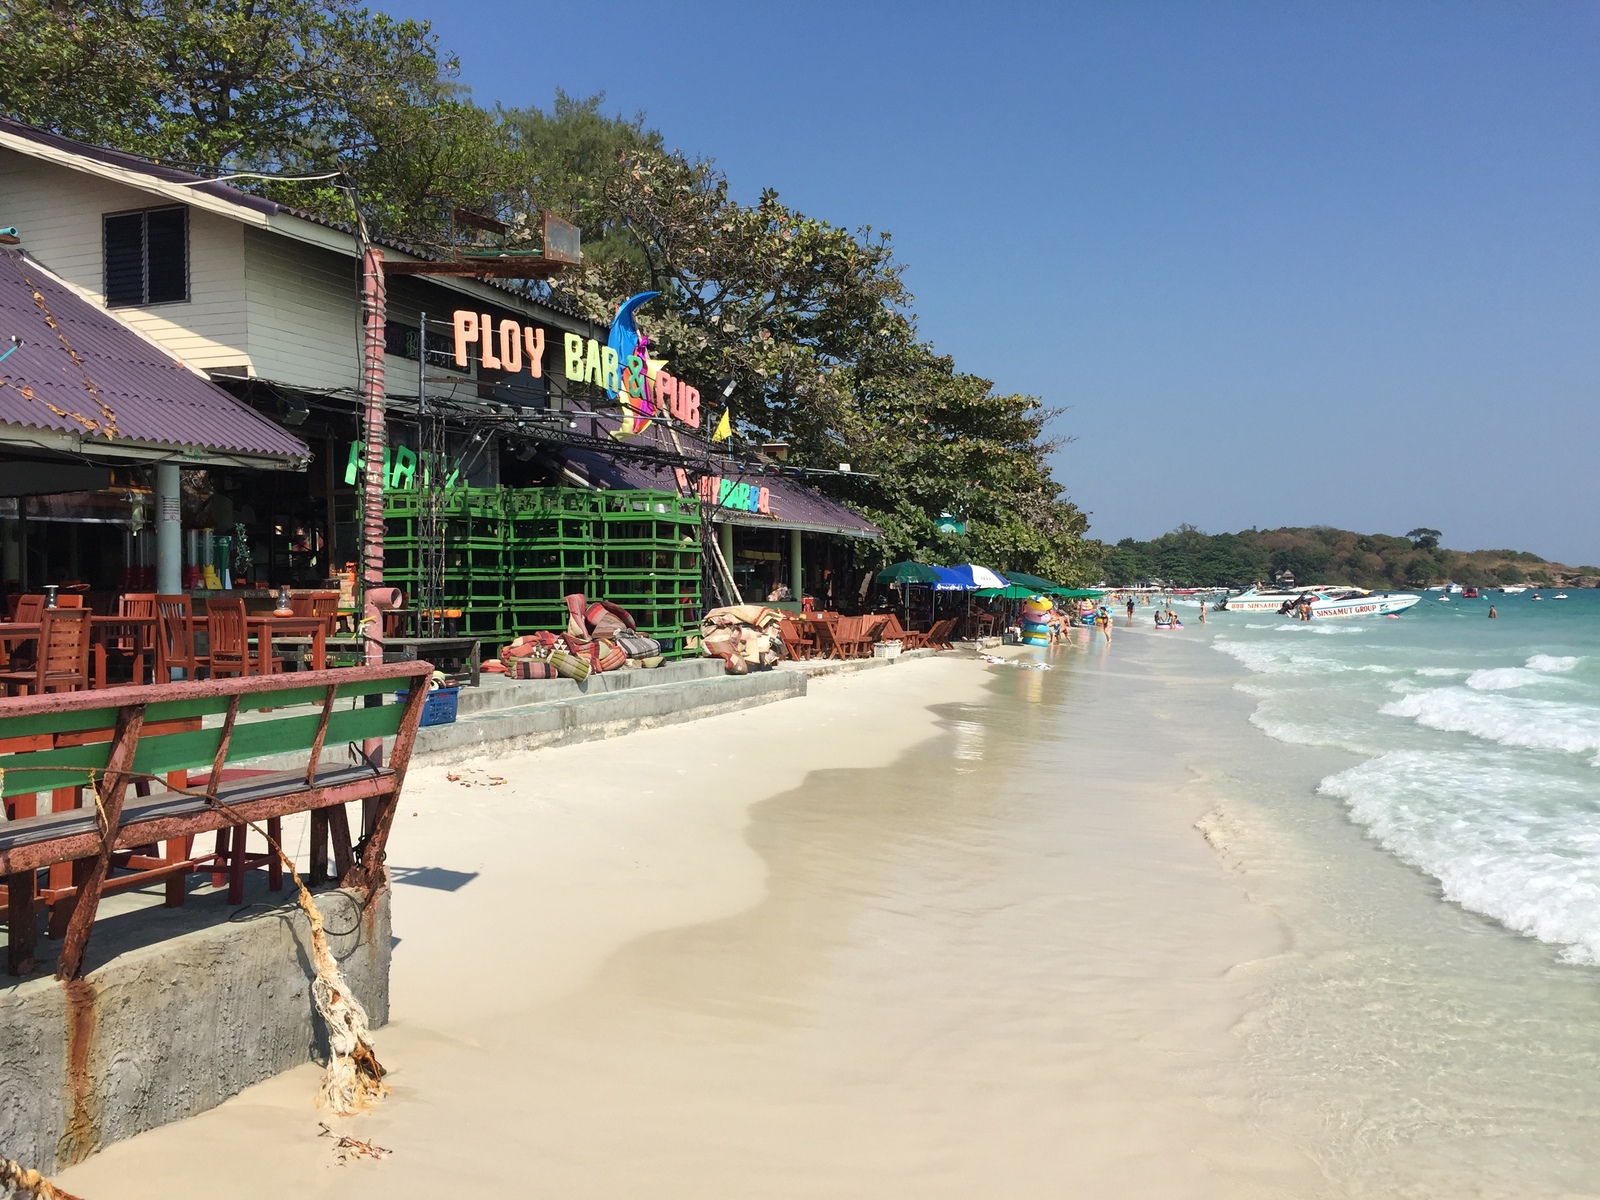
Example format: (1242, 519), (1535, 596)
(45, 640), (1337, 1199)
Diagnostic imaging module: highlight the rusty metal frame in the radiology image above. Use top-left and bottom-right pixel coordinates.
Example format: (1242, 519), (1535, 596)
(0, 661), (432, 979)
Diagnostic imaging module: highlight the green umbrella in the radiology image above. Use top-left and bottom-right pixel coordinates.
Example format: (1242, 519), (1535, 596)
(1004, 570), (1059, 591)
(875, 561), (941, 586)
(976, 585), (1037, 599)
(1047, 587), (1105, 599)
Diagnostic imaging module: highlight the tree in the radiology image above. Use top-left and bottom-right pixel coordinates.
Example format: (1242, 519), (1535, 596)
(0, 0), (513, 246)
(1494, 563), (1526, 585)
(1406, 527), (1442, 551)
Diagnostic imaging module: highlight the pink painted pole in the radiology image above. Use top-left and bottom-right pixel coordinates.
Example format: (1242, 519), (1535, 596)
(360, 247), (387, 769)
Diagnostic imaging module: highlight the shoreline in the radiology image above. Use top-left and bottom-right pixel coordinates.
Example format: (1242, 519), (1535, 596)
(55, 626), (1594, 1197)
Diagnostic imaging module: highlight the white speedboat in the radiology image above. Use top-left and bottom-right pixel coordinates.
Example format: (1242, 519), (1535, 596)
(1218, 585), (1314, 612)
(1305, 589), (1422, 619)
(1555, 592), (1569, 599)
(1501, 585), (1528, 594)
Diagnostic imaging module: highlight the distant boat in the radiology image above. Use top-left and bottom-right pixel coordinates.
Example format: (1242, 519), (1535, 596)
(1555, 592), (1569, 599)
(1462, 587), (1480, 598)
(1501, 585), (1528, 594)
(1531, 592), (1543, 601)
(1447, 583), (1464, 594)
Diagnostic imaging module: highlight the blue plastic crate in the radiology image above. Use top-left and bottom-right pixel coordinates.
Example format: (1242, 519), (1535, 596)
(396, 685), (459, 726)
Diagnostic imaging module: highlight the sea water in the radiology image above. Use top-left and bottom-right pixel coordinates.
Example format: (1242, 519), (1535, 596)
(1195, 589), (1600, 1194)
(1211, 589), (1600, 965)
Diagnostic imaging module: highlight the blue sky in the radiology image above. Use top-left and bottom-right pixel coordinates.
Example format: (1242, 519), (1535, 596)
(386, 1), (1600, 564)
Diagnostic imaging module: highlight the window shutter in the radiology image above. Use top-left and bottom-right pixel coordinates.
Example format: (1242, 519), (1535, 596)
(104, 212), (145, 306)
(144, 208), (188, 304)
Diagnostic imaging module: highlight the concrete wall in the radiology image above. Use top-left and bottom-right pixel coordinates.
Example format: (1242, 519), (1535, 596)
(0, 888), (389, 1174)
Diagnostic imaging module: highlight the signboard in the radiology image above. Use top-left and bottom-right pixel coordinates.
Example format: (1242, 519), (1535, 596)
(542, 213), (582, 265)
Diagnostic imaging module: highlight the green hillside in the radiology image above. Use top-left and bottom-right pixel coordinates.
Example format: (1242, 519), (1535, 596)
(1098, 526), (1600, 590)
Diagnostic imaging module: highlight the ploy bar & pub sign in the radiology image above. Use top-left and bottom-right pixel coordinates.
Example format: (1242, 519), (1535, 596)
(451, 309), (702, 429)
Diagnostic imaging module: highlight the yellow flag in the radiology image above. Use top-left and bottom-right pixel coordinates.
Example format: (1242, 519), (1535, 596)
(712, 408), (732, 442)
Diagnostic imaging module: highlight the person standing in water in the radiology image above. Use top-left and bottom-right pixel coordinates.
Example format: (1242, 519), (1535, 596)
(1489, 605), (1498, 619)
(1096, 606), (1112, 644)
(1198, 600), (1207, 623)
(1126, 596), (1135, 623)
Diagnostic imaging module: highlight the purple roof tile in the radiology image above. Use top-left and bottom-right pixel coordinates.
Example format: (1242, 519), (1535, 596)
(0, 247), (309, 463)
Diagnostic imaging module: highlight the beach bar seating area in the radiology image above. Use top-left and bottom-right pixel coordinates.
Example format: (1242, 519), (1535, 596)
(0, 659), (432, 977)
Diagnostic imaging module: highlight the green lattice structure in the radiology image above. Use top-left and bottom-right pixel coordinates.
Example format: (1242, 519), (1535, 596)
(384, 487), (701, 658)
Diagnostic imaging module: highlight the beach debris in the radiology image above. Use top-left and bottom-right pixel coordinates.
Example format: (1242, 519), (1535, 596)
(978, 655), (1052, 670)
(0, 1155), (85, 1200)
(198, 794), (389, 1115)
(319, 1124), (392, 1164)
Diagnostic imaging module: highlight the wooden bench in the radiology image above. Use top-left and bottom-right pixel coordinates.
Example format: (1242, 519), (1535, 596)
(0, 660), (432, 979)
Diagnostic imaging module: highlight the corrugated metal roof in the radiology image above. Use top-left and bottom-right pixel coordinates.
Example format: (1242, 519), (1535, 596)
(558, 417), (880, 538)
(0, 247), (310, 464)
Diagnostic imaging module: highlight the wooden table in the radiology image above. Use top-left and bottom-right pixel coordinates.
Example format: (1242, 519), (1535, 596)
(192, 614), (329, 674)
(249, 614), (329, 673)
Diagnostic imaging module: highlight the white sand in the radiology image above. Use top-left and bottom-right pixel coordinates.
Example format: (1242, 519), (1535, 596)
(55, 650), (1326, 1198)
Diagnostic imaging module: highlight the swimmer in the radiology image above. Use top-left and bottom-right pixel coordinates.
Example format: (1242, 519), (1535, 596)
(1488, 605), (1498, 619)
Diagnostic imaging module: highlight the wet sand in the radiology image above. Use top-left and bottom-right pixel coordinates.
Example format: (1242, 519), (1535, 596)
(56, 643), (1327, 1198)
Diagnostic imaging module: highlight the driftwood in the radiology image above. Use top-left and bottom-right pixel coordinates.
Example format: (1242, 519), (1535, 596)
(0, 1155), (85, 1200)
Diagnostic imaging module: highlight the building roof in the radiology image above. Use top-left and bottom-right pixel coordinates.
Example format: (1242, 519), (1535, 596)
(0, 246), (310, 467)
(557, 417), (880, 539)
(0, 117), (597, 333)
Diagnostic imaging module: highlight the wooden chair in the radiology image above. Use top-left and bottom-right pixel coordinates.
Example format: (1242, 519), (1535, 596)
(291, 590), (341, 637)
(205, 597), (252, 678)
(54, 594), (84, 609)
(0, 607), (91, 696)
(878, 613), (927, 649)
(155, 594), (208, 681)
(833, 616), (873, 659)
(923, 618), (956, 650)
(778, 617), (814, 660)
(103, 592), (157, 685)
(0, 595), (45, 672)
(802, 618), (843, 659)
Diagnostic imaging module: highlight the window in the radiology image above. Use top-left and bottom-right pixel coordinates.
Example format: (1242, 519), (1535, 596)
(103, 206), (188, 306)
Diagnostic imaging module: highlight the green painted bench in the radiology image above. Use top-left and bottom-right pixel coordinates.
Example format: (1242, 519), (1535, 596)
(0, 660), (432, 978)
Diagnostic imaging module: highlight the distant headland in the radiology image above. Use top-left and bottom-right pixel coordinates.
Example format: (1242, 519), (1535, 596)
(1098, 526), (1599, 589)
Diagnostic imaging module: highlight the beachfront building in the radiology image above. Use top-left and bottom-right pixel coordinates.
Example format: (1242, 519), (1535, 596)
(0, 118), (881, 644)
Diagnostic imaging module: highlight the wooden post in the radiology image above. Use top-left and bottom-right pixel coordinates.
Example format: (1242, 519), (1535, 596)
(343, 670), (428, 893)
(6, 870), (37, 975)
(55, 703), (146, 980)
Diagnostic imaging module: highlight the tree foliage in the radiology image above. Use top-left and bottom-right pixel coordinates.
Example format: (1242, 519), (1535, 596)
(1098, 526), (1595, 589)
(0, 6), (1096, 577)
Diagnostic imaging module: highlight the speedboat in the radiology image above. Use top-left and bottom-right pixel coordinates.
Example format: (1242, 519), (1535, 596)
(1447, 583), (1464, 594)
(1555, 592), (1569, 599)
(1218, 585), (1316, 612)
(1462, 587), (1480, 598)
(1301, 589), (1422, 619)
(1501, 585), (1528, 594)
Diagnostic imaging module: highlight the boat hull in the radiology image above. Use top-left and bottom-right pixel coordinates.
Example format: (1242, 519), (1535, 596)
(1308, 592), (1421, 619)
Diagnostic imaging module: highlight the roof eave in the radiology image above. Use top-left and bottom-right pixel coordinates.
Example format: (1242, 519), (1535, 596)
(0, 422), (310, 471)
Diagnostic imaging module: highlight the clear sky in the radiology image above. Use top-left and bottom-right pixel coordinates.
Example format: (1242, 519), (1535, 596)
(384, 1), (1600, 564)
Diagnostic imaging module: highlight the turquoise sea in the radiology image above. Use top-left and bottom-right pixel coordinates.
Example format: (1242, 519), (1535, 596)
(1207, 588), (1600, 964)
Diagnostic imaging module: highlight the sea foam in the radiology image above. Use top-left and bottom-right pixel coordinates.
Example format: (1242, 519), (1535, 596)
(1381, 688), (1600, 764)
(1320, 750), (1600, 962)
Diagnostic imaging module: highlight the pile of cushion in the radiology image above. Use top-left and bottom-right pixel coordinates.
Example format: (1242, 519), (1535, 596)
(497, 594), (664, 680)
(697, 605), (785, 674)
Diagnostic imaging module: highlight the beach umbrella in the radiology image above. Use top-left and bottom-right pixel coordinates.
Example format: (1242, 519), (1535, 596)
(977, 585), (1036, 599)
(1047, 587), (1104, 599)
(1004, 570), (1059, 591)
(875, 560), (941, 587)
(945, 564), (1008, 590)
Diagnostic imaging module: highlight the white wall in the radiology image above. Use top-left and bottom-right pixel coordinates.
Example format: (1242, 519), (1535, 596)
(0, 148), (250, 371)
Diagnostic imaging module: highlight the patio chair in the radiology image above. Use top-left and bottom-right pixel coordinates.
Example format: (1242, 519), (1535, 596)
(833, 616), (873, 659)
(0, 606), (91, 695)
(291, 589), (341, 637)
(207, 597), (283, 678)
(778, 617), (814, 660)
(923, 618), (956, 650)
(155, 594), (208, 681)
(0, 594), (45, 672)
(803, 618), (845, 659)
(103, 592), (157, 685)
